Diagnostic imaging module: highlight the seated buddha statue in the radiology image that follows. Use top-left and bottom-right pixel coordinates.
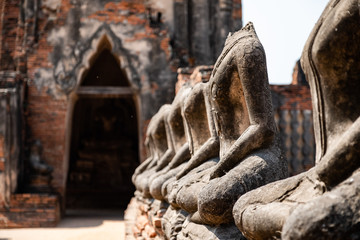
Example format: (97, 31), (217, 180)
(192, 22), (288, 226)
(233, 1), (360, 239)
(134, 104), (172, 198)
(148, 84), (192, 201)
(165, 80), (220, 212)
(160, 79), (223, 240)
(132, 134), (154, 186)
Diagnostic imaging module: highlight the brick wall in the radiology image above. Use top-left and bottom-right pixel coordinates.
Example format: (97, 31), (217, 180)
(25, 86), (67, 195)
(0, 193), (60, 228)
(16, 0), (176, 200)
(0, 0), (20, 71)
(271, 85), (312, 110)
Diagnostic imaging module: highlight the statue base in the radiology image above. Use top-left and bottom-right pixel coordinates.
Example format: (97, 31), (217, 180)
(24, 175), (53, 193)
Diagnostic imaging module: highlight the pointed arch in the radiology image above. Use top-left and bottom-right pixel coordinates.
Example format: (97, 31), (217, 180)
(78, 35), (131, 87)
(63, 33), (142, 210)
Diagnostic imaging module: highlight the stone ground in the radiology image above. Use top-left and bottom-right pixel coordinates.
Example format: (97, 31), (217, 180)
(0, 209), (125, 240)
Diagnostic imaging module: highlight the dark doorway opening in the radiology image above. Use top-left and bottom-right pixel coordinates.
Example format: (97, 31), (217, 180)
(66, 47), (139, 209)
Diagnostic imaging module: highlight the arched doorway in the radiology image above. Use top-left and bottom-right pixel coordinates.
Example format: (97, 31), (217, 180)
(66, 47), (139, 209)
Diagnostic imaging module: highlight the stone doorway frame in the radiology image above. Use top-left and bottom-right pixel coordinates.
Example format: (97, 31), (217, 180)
(63, 35), (141, 211)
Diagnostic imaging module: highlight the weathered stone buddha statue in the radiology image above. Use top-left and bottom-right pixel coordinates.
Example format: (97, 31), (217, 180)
(166, 80), (220, 212)
(160, 78), (223, 240)
(190, 22), (288, 226)
(148, 85), (192, 201)
(132, 115), (157, 193)
(132, 133), (154, 186)
(233, 1), (360, 239)
(134, 104), (172, 198)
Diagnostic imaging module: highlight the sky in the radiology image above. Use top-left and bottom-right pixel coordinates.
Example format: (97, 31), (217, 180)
(242, 0), (328, 84)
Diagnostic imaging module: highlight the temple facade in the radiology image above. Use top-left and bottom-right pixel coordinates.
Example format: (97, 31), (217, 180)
(0, 0), (243, 227)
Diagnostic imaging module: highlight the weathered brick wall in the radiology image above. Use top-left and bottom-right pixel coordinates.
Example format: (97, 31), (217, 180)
(0, 1), (177, 219)
(5, 0), (177, 199)
(0, 0), (20, 71)
(25, 87), (67, 195)
(271, 85), (312, 110)
(0, 193), (60, 228)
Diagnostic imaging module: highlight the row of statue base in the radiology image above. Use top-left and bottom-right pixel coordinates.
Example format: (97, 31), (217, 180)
(129, 1), (360, 239)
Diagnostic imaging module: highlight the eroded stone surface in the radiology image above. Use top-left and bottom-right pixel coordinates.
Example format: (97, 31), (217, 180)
(233, 1), (360, 239)
(178, 218), (245, 240)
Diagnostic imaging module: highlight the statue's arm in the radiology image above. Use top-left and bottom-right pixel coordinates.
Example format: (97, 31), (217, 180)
(147, 157), (158, 169)
(176, 136), (219, 179)
(156, 148), (176, 171)
(134, 156), (153, 175)
(210, 45), (275, 179)
(156, 117), (176, 171)
(210, 124), (273, 179)
(132, 156), (153, 183)
(204, 83), (219, 140)
(168, 143), (191, 169)
(316, 117), (360, 187)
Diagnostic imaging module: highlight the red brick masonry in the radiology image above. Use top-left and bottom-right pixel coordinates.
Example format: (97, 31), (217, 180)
(0, 193), (60, 228)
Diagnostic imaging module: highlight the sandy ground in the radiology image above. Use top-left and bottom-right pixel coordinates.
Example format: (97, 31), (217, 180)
(0, 209), (126, 240)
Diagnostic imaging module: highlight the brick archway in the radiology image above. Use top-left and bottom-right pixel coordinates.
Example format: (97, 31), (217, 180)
(64, 36), (140, 210)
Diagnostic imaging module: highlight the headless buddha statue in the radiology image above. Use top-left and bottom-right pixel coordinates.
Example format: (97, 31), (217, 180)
(132, 132), (154, 186)
(165, 80), (220, 212)
(160, 80), (223, 240)
(189, 22), (288, 226)
(134, 104), (171, 198)
(233, 1), (360, 239)
(148, 85), (192, 201)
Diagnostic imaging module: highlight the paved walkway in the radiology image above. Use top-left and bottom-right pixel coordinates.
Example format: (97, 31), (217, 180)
(0, 209), (125, 240)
